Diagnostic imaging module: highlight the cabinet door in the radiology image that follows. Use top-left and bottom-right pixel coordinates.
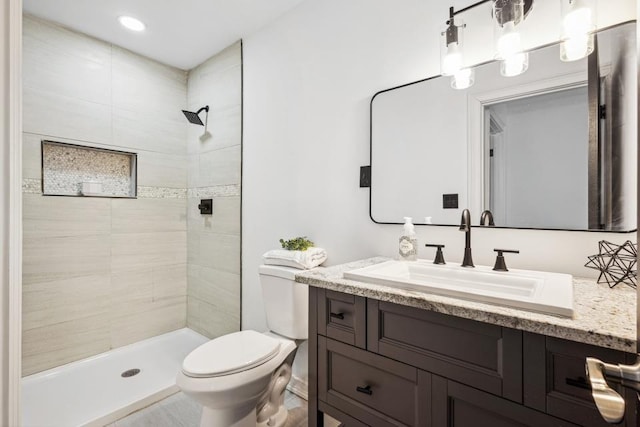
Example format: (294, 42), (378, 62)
(523, 333), (637, 427)
(319, 336), (431, 426)
(432, 376), (579, 427)
(368, 299), (522, 402)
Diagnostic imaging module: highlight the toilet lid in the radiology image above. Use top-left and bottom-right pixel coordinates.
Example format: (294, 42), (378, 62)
(182, 330), (281, 378)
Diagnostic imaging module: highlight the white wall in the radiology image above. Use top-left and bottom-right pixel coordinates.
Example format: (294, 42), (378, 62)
(242, 0), (637, 336)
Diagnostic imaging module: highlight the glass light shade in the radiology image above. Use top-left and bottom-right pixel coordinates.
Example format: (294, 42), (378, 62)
(441, 19), (465, 76)
(496, 21), (524, 59)
(560, 0), (596, 61)
(442, 43), (463, 75)
(560, 33), (594, 61)
(561, 0), (596, 38)
(500, 52), (529, 76)
(451, 68), (475, 90)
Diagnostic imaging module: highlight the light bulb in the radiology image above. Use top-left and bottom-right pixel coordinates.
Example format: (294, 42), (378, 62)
(501, 52), (528, 77)
(497, 21), (523, 59)
(451, 68), (475, 90)
(442, 42), (463, 76)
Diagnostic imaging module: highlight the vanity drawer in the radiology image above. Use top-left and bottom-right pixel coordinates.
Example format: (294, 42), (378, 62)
(317, 289), (366, 348)
(523, 333), (637, 427)
(368, 299), (522, 402)
(318, 336), (430, 426)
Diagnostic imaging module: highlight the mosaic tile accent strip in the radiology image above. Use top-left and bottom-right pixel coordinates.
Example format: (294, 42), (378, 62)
(22, 179), (188, 200)
(42, 142), (135, 197)
(137, 186), (187, 199)
(187, 184), (240, 198)
(23, 178), (42, 194)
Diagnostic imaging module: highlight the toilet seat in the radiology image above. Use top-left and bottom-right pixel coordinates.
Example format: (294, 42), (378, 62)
(182, 330), (281, 378)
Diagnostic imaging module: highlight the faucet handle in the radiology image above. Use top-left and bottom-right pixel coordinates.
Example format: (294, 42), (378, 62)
(493, 249), (519, 271)
(425, 244), (446, 265)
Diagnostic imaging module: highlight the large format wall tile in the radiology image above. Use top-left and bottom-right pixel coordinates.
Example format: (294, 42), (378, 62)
(22, 274), (111, 331)
(112, 108), (187, 155)
(187, 196), (240, 235)
(188, 264), (240, 308)
(23, 34), (111, 106)
(112, 198), (187, 234)
(136, 150), (188, 189)
(112, 46), (187, 120)
(23, 194), (111, 239)
(23, 87), (113, 144)
(188, 232), (240, 275)
(193, 145), (241, 187)
(23, 15), (111, 68)
(23, 234), (112, 285)
(111, 232), (187, 273)
(22, 313), (112, 375)
(110, 295), (187, 348)
(187, 296), (239, 339)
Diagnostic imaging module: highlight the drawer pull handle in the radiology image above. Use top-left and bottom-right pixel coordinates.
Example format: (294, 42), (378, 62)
(330, 312), (345, 320)
(356, 385), (373, 395)
(566, 376), (591, 390)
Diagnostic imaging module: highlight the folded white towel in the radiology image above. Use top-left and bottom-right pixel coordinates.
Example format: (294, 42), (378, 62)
(262, 247), (327, 270)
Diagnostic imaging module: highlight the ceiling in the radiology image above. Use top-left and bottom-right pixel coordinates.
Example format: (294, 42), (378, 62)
(23, 0), (305, 70)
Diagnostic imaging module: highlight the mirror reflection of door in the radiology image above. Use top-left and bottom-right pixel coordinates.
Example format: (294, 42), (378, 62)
(487, 113), (506, 224)
(483, 86), (589, 229)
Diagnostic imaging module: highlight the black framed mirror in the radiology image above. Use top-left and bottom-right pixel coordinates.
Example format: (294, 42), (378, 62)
(370, 21), (637, 232)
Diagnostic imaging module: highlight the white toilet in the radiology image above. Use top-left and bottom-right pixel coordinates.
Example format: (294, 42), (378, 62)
(177, 265), (308, 427)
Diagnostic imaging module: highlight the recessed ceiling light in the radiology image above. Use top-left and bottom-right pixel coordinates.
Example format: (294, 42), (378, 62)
(118, 16), (146, 32)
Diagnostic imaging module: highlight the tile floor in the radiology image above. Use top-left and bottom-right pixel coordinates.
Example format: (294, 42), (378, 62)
(108, 390), (325, 427)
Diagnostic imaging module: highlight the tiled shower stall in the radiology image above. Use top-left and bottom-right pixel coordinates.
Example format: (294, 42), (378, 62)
(21, 14), (242, 376)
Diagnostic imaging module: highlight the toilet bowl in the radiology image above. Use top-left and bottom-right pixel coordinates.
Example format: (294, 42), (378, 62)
(177, 265), (308, 427)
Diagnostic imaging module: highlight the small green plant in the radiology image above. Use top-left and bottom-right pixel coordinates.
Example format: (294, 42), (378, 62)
(279, 236), (314, 251)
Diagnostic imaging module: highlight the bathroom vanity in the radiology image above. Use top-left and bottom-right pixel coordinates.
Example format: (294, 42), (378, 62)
(297, 258), (637, 427)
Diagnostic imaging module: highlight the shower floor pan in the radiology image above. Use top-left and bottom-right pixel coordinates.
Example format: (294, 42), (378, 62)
(22, 328), (208, 427)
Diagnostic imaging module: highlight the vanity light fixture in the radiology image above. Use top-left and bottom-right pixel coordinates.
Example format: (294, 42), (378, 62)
(441, 7), (466, 76)
(442, 0), (534, 89)
(560, 0), (596, 61)
(118, 15), (146, 32)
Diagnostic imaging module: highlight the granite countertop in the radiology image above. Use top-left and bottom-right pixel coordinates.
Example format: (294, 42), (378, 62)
(295, 257), (637, 353)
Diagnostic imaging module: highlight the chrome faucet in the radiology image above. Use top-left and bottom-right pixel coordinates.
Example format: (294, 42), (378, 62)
(480, 210), (495, 226)
(459, 209), (474, 267)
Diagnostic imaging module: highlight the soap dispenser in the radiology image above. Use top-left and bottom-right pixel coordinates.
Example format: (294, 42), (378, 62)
(399, 217), (418, 261)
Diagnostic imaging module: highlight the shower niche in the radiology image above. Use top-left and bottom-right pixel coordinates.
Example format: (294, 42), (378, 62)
(41, 140), (138, 198)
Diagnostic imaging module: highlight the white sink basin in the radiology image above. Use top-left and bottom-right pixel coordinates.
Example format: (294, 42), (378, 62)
(343, 260), (573, 317)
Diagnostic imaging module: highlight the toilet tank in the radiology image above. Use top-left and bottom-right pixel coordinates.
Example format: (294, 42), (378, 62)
(259, 265), (309, 339)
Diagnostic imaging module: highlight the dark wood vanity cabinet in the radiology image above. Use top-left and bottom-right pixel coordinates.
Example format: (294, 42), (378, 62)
(309, 287), (638, 427)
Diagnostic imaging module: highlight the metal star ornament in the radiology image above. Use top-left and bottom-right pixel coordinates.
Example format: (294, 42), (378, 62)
(585, 240), (637, 289)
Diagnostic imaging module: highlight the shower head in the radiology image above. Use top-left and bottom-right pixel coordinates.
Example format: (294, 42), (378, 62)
(181, 106), (209, 126)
